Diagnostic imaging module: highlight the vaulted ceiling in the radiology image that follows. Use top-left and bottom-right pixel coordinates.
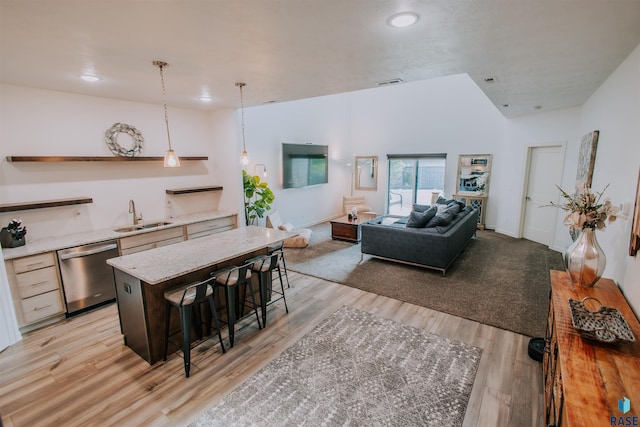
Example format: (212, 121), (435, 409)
(1, 1), (639, 118)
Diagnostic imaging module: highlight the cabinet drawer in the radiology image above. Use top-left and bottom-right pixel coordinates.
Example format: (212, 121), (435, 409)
(188, 226), (235, 240)
(186, 216), (236, 238)
(13, 252), (55, 274)
(20, 290), (65, 324)
(16, 266), (59, 298)
(119, 227), (184, 251)
(120, 236), (185, 255)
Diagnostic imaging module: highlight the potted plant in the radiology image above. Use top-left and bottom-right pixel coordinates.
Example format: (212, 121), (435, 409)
(243, 170), (275, 226)
(1, 219), (28, 248)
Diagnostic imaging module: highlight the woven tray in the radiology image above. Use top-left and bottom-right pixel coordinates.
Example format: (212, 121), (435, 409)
(568, 297), (636, 343)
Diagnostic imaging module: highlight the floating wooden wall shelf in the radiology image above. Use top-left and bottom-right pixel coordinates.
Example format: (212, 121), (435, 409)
(0, 197), (93, 213)
(165, 186), (223, 195)
(5, 156), (208, 162)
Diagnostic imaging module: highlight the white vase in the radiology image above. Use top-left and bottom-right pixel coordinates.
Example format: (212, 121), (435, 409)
(563, 228), (606, 287)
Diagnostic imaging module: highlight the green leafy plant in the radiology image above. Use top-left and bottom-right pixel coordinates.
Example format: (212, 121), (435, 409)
(243, 170), (275, 226)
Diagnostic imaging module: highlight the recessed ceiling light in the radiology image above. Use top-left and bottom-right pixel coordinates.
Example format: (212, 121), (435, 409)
(484, 76), (498, 83)
(388, 12), (419, 28)
(80, 74), (101, 82)
(198, 95), (213, 102)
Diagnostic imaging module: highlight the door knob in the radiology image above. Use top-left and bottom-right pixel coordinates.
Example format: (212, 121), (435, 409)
(526, 196), (531, 200)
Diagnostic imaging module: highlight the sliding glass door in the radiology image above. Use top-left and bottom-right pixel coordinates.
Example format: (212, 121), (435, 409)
(387, 155), (446, 215)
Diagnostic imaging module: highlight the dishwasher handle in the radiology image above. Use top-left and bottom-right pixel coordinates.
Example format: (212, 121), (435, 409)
(58, 242), (118, 260)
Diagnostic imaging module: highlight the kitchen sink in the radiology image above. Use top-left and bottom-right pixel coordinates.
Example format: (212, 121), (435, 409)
(141, 221), (172, 228)
(114, 221), (172, 232)
(114, 225), (144, 232)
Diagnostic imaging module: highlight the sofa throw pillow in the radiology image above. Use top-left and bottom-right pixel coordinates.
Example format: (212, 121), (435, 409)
(452, 198), (467, 210)
(412, 203), (431, 213)
(444, 203), (461, 216)
(426, 209), (455, 228)
(436, 196), (455, 205)
(278, 222), (295, 232)
(406, 206), (437, 228)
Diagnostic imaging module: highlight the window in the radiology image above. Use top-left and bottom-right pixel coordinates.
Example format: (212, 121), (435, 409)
(387, 154), (446, 215)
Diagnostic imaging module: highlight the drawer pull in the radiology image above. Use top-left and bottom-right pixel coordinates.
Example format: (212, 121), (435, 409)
(32, 280), (50, 287)
(26, 262), (46, 268)
(33, 304), (52, 311)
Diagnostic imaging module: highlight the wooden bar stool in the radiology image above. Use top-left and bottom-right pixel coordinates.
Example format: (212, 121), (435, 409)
(211, 263), (262, 348)
(246, 252), (289, 327)
(268, 241), (290, 288)
(163, 276), (225, 378)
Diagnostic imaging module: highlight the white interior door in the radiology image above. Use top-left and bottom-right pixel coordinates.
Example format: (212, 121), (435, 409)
(522, 145), (564, 246)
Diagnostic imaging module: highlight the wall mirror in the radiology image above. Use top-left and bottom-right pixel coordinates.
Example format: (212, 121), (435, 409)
(355, 156), (377, 190)
(456, 154), (492, 195)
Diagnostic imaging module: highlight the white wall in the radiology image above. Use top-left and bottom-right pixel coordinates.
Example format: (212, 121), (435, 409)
(503, 107), (582, 239)
(578, 43), (640, 314)
(242, 74), (506, 228)
(239, 93), (353, 227)
(349, 74), (505, 226)
(0, 84), (239, 240)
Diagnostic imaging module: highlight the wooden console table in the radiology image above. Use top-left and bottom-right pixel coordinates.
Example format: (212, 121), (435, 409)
(453, 193), (486, 229)
(544, 270), (640, 426)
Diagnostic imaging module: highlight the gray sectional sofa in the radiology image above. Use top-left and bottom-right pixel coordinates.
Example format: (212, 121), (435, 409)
(360, 202), (479, 275)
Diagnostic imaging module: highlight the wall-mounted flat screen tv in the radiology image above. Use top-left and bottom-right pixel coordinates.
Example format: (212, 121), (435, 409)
(282, 143), (329, 189)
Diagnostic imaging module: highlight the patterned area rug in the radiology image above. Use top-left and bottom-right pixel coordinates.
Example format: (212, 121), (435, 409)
(191, 306), (482, 427)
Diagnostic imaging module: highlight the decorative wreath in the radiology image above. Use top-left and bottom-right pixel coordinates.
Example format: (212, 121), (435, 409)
(104, 123), (144, 157)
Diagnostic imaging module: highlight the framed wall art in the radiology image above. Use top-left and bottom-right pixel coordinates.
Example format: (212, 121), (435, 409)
(630, 166), (640, 257)
(576, 130), (599, 187)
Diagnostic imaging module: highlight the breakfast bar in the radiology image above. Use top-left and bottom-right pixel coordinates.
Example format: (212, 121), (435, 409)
(107, 226), (295, 364)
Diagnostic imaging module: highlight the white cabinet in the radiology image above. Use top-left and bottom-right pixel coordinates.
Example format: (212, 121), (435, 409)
(186, 215), (237, 240)
(5, 252), (65, 330)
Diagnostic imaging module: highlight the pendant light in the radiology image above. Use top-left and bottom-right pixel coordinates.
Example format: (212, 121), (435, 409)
(236, 82), (249, 166)
(153, 60), (180, 167)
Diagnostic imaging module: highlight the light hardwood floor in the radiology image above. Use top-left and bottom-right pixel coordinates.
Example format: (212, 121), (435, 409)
(0, 271), (544, 427)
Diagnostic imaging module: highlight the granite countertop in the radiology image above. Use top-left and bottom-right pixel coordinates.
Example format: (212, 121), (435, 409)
(2, 210), (237, 261)
(107, 226), (295, 285)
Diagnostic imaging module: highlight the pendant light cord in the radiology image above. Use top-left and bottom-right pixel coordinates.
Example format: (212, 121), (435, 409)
(157, 62), (173, 151)
(237, 82), (247, 153)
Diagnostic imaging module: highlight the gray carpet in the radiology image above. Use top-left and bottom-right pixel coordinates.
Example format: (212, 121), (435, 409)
(191, 306), (482, 427)
(284, 222), (564, 337)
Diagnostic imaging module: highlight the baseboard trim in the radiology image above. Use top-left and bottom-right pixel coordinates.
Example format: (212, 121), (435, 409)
(494, 228), (519, 238)
(300, 214), (345, 229)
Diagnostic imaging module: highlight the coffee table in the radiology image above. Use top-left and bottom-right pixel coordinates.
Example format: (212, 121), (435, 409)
(330, 213), (377, 243)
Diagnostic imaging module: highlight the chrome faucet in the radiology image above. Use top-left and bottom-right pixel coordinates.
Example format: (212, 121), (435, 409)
(129, 200), (143, 225)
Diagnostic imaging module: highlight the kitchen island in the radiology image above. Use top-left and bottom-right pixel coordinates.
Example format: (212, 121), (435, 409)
(107, 226), (295, 364)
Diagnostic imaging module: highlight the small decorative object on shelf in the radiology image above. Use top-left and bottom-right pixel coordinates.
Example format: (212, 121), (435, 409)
(546, 182), (619, 287)
(105, 122), (144, 157)
(0, 218), (27, 248)
(568, 297), (635, 343)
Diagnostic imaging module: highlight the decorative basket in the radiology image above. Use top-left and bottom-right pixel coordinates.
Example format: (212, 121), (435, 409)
(568, 297), (636, 343)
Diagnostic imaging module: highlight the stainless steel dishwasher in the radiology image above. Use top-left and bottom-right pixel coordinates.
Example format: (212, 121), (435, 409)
(57, 240), (119, 315)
